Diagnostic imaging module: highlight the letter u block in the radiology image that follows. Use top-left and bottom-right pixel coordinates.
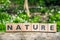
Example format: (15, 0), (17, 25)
(32, 23), (39, 31)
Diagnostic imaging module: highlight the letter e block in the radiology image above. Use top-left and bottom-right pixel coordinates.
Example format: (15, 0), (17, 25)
(48, 23), (56, 32)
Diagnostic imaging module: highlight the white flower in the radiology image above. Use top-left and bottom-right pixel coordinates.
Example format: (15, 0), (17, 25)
(51, 9), (54, 12)
(40, 6), (43, 8)
(2, 20), (6, 24)
(58, 11), (60, 13)
(10, 20), (13, 22)
(17, 16), (20, 19)
(15, 15), (17, 17)
(1, 6), (4, 8)
(18, 10), (23, 13)
(24, 21), (28, 23)
(7, 0), (11, 3)
(53, 21), (56, 23)
(49, 13), (52, 16)
(19, 18), (23, 20)
(12, 16), (16, 19)
(29, 19), (31, 21)
(2, 0), (4, 2)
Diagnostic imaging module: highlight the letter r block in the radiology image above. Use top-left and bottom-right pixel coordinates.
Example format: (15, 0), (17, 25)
(39, 23), (48, 32)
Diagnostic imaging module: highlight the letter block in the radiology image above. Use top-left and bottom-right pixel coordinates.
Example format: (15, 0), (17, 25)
(22, 23), (32, 31)
(39, 23), (48, 32)
(14, 23), (22, 31)
(6, 23), (15, 32)
(48, 23), (56, 32)
(6, 23), (57, 32)
(32, 23), (39, 31)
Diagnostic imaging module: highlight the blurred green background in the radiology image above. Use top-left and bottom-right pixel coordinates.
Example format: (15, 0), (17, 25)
(0, 0), (60, 32)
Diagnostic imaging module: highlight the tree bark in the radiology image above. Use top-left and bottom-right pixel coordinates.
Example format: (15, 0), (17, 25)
(24, 0), (30, 17)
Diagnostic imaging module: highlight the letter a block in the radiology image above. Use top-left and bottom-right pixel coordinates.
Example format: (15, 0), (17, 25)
(14, 23), (22, 31)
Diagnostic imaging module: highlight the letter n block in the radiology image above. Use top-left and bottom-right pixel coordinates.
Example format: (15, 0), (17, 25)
(32, 23), (39, 31)
(6, 23), (14, 32)
(48, 23), (56, 32)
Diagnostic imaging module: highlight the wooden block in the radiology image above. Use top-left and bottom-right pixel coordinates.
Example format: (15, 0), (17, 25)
(22, 23), (32, 31)
(6, 23), (14, 32)
(6, 23), (56, 32)
(32, 23), (39, 31)
(39, 23), (48, 32)
(14, 23), (22, 31)
(48, 23), (56, 32)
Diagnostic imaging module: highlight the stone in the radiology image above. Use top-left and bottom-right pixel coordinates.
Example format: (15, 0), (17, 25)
(0, 32), (60, 40)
